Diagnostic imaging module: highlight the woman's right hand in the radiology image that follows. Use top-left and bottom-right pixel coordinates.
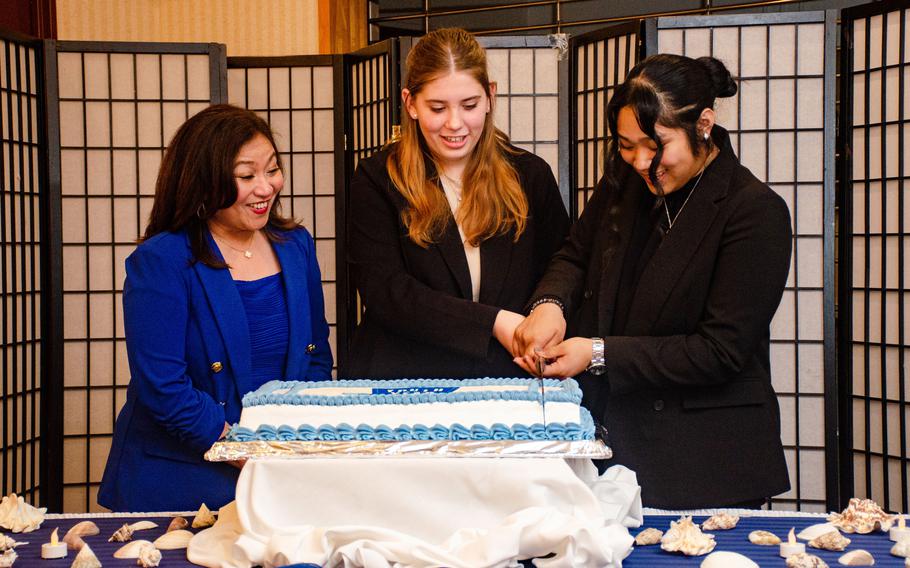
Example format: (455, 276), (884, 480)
(512, 303), (566, 371)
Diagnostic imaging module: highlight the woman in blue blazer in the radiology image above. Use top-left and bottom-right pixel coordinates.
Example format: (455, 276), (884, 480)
(98, 105), (333, 512)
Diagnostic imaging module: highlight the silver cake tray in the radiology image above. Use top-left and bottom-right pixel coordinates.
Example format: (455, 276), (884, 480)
(205, 439), (612, 461)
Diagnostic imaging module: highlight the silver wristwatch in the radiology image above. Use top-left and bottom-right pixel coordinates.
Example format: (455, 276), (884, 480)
(587, 337), (606, 375)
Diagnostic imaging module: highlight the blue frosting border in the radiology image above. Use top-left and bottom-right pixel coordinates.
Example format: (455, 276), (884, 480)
(242, 377), (583, 408)
(226, 406), (596, 442)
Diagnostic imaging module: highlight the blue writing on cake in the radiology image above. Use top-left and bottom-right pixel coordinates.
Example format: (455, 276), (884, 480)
(372, 387), (459, 395)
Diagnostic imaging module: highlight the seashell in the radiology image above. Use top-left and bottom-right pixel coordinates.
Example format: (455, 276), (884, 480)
(634, 527), (662, 545)
(809, 530), (851, 551)
(892, 538), (910, 557)
(63, 521), (99, 551)
(786, 552), (830, 568)
(798, 523), (839, 541)
(0, 493), (45, 533)
(192, 503), (215, 528)
(702, 513), (739, 531)
(114, 539), (155, 558)
(153, 529), (192, 550)
(0, 534), (25, 552)
(166, 516), (187, 532)
(660, 516), (716, 556)
(0, 549), (15, 568)
(838, 549), (875, 566)
(748, 529), (781, 545)
(71, 543), (101, 568)
(829, 498), (895, 534)
(701, 551), (759, 568)
(127, 521), (157, 532)
(137, 545), (161, 568)
(906, 558), (910, 567)
(108, 522), (133, 542)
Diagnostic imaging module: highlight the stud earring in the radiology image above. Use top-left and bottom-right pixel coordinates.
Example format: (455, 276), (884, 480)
(703, 131), (710, 140)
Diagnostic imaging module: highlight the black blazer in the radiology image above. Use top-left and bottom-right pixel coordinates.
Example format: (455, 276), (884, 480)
(346, 144), (570, 378)
(533, 127), (791, 508)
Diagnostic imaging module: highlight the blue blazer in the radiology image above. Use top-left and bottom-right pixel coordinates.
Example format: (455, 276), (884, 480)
(98, 227), (332, 512)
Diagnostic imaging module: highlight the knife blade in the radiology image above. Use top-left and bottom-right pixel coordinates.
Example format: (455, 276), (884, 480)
(535, 349), (547, 427)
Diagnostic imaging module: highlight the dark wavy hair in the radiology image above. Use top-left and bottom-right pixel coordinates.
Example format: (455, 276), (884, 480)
(143, 104), (298, 267)
(605, 54), (738, 194)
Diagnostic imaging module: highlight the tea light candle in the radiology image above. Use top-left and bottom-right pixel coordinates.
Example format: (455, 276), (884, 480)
(41, 527), (67, 559)
(891, 514), (910, 542)
(779, 527), (806, 558)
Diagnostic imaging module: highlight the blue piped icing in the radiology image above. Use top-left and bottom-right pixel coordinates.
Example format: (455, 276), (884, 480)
(227, 407), (596, 442)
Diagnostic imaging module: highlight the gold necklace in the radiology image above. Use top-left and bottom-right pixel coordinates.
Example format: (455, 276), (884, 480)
(212, 230), (256, 259)
(440, 172), (464, 202)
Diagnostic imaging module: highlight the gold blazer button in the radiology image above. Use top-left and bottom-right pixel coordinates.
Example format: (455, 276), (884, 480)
(305, 344), (316, 353)
(211, 361), (223, 373)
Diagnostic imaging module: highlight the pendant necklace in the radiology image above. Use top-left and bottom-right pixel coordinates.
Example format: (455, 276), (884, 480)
(213, 230), (256, 259)
(664, 163), (708, 231)
(440, 172), (464, 202)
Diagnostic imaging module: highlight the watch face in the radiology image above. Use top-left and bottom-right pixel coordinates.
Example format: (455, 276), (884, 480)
(588, 364), (607, 376)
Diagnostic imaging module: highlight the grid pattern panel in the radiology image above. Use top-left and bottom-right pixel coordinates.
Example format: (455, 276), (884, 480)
(843, 4), (910, 513)
(0, 37), (42, 504)
(480, 40), (561, 184)
(56, 44), (220, 512)
(227, 59), (339, 375)
(654, 13), (834, 512)
(570, 25), (639, 219)
(350, 53), (390, 168)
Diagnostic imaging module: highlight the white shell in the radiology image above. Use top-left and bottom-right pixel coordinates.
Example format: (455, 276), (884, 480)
(838, 550), (875, 566)
(700, 551), (759, 568)
(108, 522), (134, 542)
(905, 557), (910, 567)
(192, 503), (215, 529)
(71, 543), (102, 568)
(748, 530), (781, 545)
(809, 530), (851, 551)
(0, 534), (25, 552)
(114, 540), (155, 559)
(798, 523), (838, 541)
(786, 552), (830, 568)
(660, 516), (716, 556)
(63, 521), (99, 551)
(702, 513), (739, 531)
(0, 494), (45, 533)
(829, 498), (895, 534)
(0, 549), (15, 568)
(892, 539), (910, 557)
(153, 529), (193, 550)
(634, 528), (662, 546)
(138, 545), (162, 568)
(127, 521), (158, 532)
(166, 517), (188, 532)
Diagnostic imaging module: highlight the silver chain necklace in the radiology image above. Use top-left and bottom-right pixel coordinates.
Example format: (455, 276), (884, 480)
(664, 166), (706, 231)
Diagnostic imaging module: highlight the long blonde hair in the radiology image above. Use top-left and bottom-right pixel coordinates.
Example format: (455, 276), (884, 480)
(387, 28), (527, 248)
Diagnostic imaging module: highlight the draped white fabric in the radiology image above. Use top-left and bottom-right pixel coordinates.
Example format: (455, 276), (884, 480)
(188, 459), (640, 568)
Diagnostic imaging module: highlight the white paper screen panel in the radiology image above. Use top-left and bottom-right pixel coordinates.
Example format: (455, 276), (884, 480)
(227, 61), (338, 374)
(57, 45), (218, 512)
(0, 37), (42, 505)
(847, 5), (910, 513)
(571, 27), (638, 218)
(656, 13), (833, 512)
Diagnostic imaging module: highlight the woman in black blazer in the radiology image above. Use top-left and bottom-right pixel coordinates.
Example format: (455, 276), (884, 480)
(514, 54), (791, 509)
(347, 28), (568, 379)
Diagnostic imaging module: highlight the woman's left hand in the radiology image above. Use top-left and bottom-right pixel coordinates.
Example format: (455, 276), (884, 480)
(532, 337), (593, 378)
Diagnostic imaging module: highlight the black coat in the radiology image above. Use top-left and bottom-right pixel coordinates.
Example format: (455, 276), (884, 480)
(532, 127), (791, 508)
(346, 145), (570, 379)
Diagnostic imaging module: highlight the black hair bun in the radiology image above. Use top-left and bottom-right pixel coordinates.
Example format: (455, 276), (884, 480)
(697, 56), (737, 98)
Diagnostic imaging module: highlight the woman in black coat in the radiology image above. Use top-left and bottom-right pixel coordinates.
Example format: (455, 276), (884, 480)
(347, 28), (569, 378)
(514, 54), (791, 509)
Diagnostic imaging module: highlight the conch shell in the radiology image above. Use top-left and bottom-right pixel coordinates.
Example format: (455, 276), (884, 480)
(153, 529), (192, 550)
(838, 549), (875, 565)
(108, 522), (133, 542)
(138, 545), (162, 567)
(71, 543), (101, 568)
(786, 552), (830, 567)
(0, 534), (25, 552)
(0, 494), (45, 533)
(63, 521), (98, 551)
(702, 513), (739, 530)
(829, 498), (895, 534)
(0, 549), (15, 568)
(166, 516), (187, 532)
(748, 530), (780, 545)
(809, 530), (851, 551)
(634, 527), (662, 545)
(660, 516), (716, 556)
(192, 503), (215, 528)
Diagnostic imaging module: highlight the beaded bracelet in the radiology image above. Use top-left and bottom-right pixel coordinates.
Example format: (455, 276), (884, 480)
(528, 296), (565, 315)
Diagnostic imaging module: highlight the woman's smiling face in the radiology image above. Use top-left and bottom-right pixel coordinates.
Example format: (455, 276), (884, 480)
(616, 105), (704, 196)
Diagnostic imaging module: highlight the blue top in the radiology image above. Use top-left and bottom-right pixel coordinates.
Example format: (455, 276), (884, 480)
(236, 273), (289, 387)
